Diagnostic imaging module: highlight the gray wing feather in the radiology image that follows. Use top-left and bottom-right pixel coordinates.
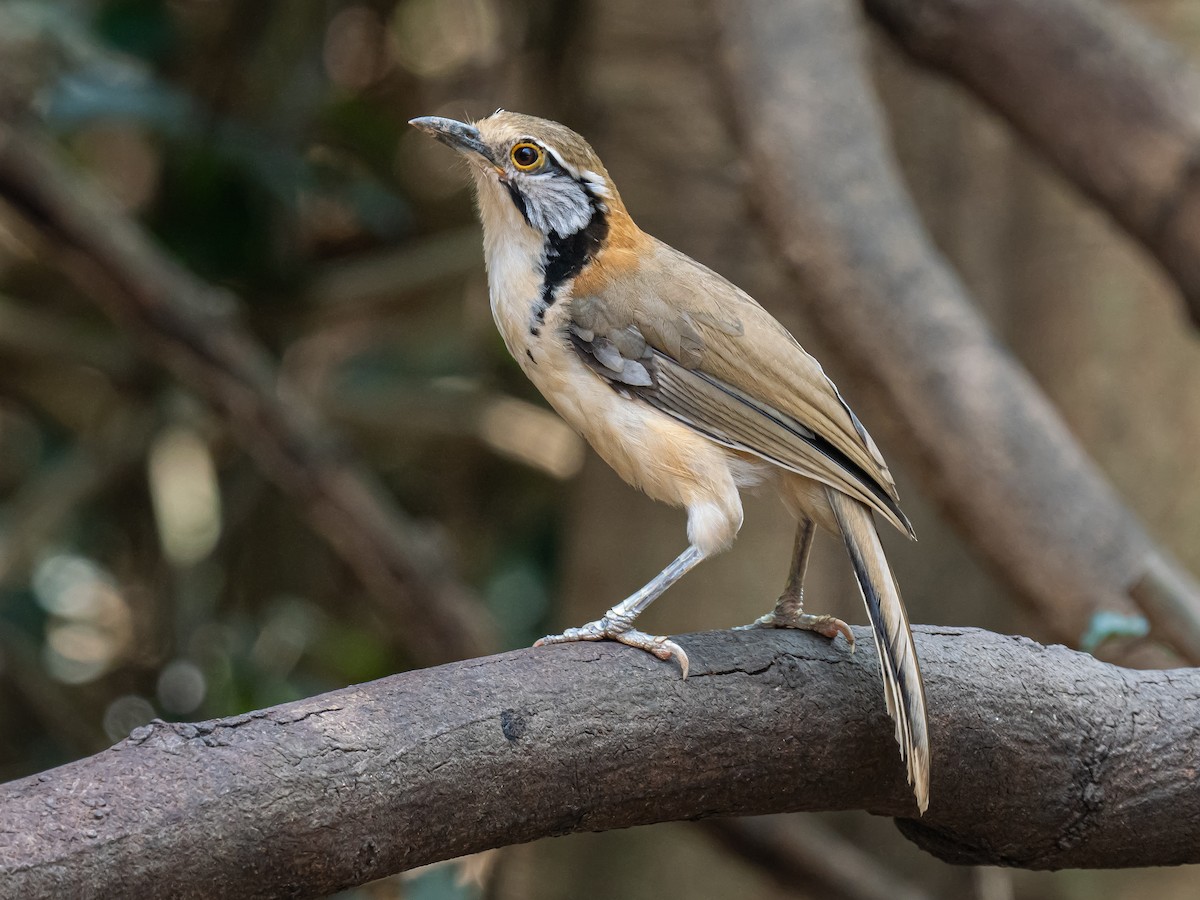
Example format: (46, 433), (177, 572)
(569, 324), (910, 531)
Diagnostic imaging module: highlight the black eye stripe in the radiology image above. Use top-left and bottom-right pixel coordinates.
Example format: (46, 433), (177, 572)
(535, 149), (561, 171)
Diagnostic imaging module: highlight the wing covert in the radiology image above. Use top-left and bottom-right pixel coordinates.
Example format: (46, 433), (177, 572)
(568, 322), (912, 535)
(567, 235), (912, 537)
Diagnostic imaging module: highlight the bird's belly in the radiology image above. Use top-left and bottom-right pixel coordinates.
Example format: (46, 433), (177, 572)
(519, 331), (768, 508)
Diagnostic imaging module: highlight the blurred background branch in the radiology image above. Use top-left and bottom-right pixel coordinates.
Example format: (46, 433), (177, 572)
(714, 0), (1200, 665)
(0, 121), (496, 666)
(699, 816), (934, 900)
(863, 0), (1200, 329)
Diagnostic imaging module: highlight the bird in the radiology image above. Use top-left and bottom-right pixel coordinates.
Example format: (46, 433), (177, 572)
(410, 110), (930, 812)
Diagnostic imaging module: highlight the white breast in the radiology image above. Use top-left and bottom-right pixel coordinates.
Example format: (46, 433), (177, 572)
(474, 175), (610, 437)
(474, 173), (547, 368)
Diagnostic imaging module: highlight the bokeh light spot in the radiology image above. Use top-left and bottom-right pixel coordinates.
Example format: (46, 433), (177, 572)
(156, 658), (207, 714)
(102, 695), (157, 744)
(147, 425), (222, 567)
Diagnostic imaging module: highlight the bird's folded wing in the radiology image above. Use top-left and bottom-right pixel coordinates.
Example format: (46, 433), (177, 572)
(569, 239), (912, 536)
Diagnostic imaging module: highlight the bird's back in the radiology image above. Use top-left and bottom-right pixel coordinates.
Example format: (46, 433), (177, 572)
(572, 232), (910, 535)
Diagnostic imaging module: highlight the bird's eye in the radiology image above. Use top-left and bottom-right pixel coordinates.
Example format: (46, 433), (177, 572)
(510, 142), (544, 171)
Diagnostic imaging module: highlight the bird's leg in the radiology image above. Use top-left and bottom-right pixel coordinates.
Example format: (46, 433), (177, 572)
(535, 544), (704, 677)
(735, 518), (854, 647)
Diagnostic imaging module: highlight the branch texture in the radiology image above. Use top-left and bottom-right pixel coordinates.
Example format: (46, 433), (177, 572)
(863, 0), (1200, 327)
(714, 0), (1200, 661)
(2, 628), (1199, 898)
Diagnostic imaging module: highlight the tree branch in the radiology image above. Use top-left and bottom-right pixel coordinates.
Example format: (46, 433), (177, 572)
(712, 0), (1200, 662)
(862, 0), (1200, 328)
(1, 627), (1198, 898)
(0, 121), (495, 665)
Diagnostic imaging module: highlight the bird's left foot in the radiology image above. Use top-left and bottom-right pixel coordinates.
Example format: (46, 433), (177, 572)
(535, 618), (690, 678)
(734, 610), (855, 650)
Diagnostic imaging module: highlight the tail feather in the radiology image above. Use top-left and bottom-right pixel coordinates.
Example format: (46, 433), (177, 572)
(828, 489), (930, 814)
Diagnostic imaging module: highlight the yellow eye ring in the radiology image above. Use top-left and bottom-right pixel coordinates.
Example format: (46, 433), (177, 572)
(510, 142), (545, 171)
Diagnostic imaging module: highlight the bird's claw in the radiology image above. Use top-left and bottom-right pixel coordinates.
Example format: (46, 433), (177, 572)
(735, 610), (855, 651)
(733, 613), (779, 631)
(535, 619), (690, 678)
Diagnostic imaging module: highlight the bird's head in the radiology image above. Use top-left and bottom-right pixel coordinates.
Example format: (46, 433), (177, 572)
(409, 110), (623, 244)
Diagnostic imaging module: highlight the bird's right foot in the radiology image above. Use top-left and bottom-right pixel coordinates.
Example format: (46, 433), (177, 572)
(535, 618), (690, 678)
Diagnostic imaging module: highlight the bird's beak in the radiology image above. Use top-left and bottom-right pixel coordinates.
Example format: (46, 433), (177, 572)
(409, 116), (497, 166)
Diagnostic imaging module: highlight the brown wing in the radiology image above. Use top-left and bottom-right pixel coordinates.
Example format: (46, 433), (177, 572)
(570, 238), (913, 537)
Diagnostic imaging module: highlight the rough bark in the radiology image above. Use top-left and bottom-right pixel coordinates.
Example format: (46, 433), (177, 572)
(862, 0), (1200, 328)
(0, 122), (494, 666)
(713, 0), (1200, 662)
(2, 627), (1199, 898)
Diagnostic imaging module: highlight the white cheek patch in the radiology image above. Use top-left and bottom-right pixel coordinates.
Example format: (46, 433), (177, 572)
(541, 146), (609, 203)
(523, 175), (593, 236)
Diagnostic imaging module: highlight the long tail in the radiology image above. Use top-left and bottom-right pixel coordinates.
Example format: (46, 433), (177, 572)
(828, 489), (930, 814)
